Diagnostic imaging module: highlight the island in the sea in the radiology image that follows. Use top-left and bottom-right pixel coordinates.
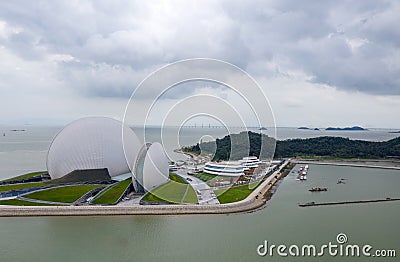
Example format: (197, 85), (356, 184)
(298, 127), (320, 131)
(1, 118), (399, 216)
(298, 126), (368, 131)
(0, 117), (292, 216)
(182, 131), (400, 160)
(325, 126), (367, 131)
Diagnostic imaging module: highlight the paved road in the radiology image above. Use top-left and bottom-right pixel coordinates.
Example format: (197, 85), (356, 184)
(176, 170), (220, 205)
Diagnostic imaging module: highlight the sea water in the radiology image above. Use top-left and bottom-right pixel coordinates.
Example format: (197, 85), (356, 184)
(0, 126), (399, 261)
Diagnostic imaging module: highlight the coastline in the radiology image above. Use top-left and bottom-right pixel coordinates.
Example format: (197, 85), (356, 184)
(0, 162), (290, 217)
(174, 149), (197, 159)
(2, 159), (399, 217)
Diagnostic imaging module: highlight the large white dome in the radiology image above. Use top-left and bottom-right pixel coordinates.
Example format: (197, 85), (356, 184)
(47, 117), (141, 180)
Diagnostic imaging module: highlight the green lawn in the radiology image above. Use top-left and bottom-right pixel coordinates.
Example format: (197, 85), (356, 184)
(182, 185), (198, 204)
(214, 183), (260, 204)
(142, 181), (198, 204)
(0, 182), (46, 193)
(24, 184), (104, 203)
(92, 179), (132, 205)
(0, 199), (60, 206)
(190, 172), (218, 182)
(1, 171), (48, 183)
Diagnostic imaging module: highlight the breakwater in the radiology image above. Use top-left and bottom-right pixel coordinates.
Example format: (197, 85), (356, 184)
(299, 198), (400, 207)
(296, 160), (400, 170)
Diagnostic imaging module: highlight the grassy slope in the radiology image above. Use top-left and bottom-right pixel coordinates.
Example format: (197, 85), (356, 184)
(0, 199), (60, 206)
(190, 173), (218, 182)
(142, 181), (198, 204)
(182, 185), (198, 204)
(92, 179), (131, 205)
(214, 183), (260, 204)
(1, 171), (48, 183)
(24, 184), (103, 203)
(0, 182), (46, 193)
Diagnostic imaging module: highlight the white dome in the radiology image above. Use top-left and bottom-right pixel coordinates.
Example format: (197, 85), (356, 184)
(47, 117), (141, 179)
(133, 142), (169, 192)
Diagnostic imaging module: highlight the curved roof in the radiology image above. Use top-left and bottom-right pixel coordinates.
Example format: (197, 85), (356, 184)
(47, 117), (141, 179)
(133, 142), (169, 191)
(204, 162), (244, 177)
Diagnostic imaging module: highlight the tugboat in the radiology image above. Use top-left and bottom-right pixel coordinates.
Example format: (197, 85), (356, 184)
(309, 187), (328, 192)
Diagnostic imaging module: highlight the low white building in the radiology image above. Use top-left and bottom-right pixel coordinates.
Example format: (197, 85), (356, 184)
(203, 162), (245, 177)
(239, 156), (261, 170)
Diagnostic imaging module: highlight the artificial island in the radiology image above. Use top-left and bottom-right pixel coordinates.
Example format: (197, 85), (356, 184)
(0, 117), (294, 216)
(0, 117), (400, 216)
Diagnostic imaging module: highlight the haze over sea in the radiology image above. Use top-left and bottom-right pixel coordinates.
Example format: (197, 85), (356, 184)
(0, 126), (399, 261)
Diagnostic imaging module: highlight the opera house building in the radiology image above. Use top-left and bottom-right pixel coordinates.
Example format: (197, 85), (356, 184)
(46, 117), (169, 192)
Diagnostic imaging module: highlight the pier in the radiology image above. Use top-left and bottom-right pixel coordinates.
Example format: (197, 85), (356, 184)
(299, 197), (400, 207)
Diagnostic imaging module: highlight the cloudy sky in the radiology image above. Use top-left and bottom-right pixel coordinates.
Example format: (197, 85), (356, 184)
(0, 0), (399, 128)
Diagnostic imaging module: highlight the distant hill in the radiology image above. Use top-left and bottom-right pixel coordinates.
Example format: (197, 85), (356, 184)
(275, 136), (400, 159)
(298, 127), (320, 131)
(325, 126), (367, 131)
(182, 131), (275, 161)
(182, 131), (400, 160)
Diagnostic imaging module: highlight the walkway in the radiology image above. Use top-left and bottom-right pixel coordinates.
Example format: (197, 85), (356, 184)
(17, 196), (69, 205)
(176, 170), (220, 205)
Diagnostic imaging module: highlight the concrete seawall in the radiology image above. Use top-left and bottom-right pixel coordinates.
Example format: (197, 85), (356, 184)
(0, 162), (290, 217)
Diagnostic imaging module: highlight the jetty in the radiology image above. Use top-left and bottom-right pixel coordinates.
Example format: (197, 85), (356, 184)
(299, 197), (400, 207)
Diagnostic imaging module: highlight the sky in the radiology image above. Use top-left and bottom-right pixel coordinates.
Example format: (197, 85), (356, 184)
(0, 0), (399, 128)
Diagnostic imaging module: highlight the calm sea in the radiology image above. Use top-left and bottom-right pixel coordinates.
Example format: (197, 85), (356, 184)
(0, 126), (399, 261)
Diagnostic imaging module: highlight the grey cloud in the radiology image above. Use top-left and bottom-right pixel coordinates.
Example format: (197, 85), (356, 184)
(0, 0), (399, 97)
(231, 0), (400, 95)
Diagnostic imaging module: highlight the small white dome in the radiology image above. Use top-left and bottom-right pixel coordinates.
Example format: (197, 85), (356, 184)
(133, 142), (169, 192)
